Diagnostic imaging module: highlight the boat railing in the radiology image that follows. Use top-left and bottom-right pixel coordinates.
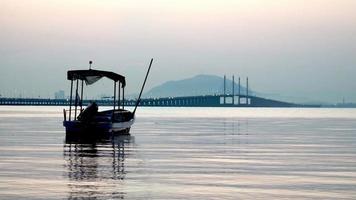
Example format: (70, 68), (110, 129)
(63, 108), (84, 121)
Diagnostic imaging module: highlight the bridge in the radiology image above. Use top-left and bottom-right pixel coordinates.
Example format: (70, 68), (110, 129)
(0, 94), (308, 107)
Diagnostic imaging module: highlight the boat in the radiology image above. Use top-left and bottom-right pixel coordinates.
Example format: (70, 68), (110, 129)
(63, 59), (153, 135)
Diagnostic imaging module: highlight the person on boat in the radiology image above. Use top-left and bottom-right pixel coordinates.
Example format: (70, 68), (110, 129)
(77, 102), (98, 122)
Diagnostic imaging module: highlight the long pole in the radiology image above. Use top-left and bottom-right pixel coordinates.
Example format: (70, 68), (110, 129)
(133, 58), (153, 115)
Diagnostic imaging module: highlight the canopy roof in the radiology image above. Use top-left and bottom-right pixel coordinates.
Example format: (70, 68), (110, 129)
(67, 69), (126, 87)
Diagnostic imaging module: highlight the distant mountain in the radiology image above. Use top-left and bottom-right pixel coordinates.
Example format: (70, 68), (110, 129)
(144, 74), (252, 98)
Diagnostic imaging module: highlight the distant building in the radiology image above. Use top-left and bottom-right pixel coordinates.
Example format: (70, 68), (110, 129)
(55, 90), (65, 99)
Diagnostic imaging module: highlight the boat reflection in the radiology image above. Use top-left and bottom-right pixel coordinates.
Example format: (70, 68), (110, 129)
(63, 134), (134, 199)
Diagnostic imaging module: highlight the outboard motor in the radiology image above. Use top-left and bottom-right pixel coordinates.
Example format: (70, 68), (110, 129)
(77, 102), (98, 122)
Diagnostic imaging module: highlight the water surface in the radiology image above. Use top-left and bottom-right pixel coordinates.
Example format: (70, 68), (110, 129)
(0, 106), (356, 199)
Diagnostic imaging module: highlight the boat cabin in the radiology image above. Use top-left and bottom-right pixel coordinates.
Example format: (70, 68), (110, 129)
(63, 68), (134, 134)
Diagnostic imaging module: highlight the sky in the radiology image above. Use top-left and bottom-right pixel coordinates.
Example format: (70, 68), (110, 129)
(0, 0), (355, 103)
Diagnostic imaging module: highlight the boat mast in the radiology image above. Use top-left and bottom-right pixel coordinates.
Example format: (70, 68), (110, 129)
(133, 58), (153, 115)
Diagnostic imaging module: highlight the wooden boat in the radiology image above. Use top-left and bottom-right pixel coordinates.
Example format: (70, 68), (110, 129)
(63, 59), (153, 135)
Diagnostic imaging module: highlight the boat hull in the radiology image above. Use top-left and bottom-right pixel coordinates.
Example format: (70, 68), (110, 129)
(63, 118), (134, 135)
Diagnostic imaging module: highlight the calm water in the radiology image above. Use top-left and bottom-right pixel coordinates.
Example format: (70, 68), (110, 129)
(0, 106), (356, 199)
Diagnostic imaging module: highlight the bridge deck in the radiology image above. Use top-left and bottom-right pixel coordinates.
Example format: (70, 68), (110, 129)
(0, 94), (306, 107)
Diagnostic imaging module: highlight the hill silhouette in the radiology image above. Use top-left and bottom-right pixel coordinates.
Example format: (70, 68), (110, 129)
(145, 74), (251, 98)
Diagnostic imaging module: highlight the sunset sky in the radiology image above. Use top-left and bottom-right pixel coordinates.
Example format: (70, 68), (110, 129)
(1, 0), (355, 103)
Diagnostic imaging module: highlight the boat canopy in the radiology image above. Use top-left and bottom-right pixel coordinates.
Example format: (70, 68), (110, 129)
(67, 69), (126, 87)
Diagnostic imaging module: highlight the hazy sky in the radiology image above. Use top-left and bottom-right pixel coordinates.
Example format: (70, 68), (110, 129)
(1, 0), (355, 103)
